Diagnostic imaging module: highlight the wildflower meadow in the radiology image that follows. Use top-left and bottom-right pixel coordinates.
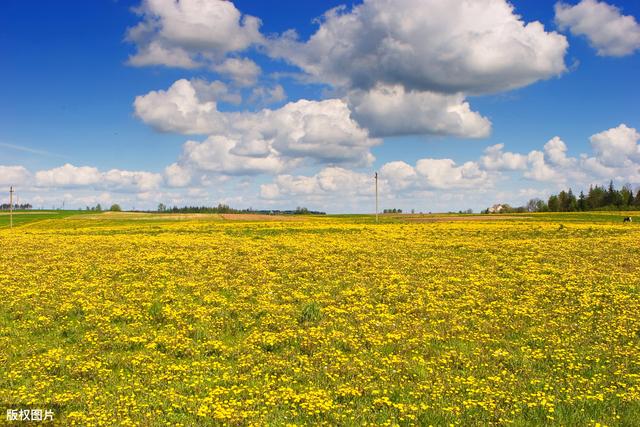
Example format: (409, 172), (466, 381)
(1, 213), (639, 426)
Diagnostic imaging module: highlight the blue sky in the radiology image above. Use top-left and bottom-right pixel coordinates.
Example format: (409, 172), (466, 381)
(1, 0), (639, 212)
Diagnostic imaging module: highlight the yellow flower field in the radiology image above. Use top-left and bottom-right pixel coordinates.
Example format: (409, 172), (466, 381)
(1, 214), (639, 426)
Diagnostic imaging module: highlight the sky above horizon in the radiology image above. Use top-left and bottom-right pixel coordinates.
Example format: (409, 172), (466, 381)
(1, 0), (639, 212)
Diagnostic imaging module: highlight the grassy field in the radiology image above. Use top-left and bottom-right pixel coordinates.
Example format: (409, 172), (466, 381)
(1, 212), (639, 425)
(0, 210), (84, 228)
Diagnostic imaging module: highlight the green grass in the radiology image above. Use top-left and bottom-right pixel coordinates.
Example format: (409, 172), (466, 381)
(1, 212), (639, 425)
(0, 210), (84, 228)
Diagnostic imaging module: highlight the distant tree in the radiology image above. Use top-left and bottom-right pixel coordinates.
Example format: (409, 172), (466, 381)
(95, 204), (102, 212)
(548, 195), (559, 212)
(587, 185), (605, 209)
(577, 191), (586, 211)
(568, 189), (578, 211)
(109, 204), (122, 212)
(603, 180), (616, 206)
(526, 198), (548, 212)
(157, 203), (166, 212)
(620, 185), (633, 207)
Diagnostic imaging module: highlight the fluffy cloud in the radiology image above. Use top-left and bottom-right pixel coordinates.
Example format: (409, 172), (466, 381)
(270, 0), (568, 94)
(589, 123), (640, 167)
(555, 0), (640, 56)
(134, 79), (228, 135)
(524, 150), (562, 182)
(261, 167), (375, 200)
(102, 170), (163, 192)
(126, 41), (199, 69)
(521, 125), (640, 183)
(127, 0), (569, 141)
(33, 164), (162, 192)
(178, 136), (290, 175)
(135, 81), (377, 167)
(164, 163), (193, 187)
(379, 161), (417, 190)
(544, 136), (577, 168)
(136, 80), (380, 174)
(212, 57), (261, 86)
(265, 0), (567, 138)
(248, 99), (379, 166)
(414, 159), (489, 189)
(127, 0), (263, 68)
(35, 164), (102, 187)
(480, 144), (528, 171)
(191, 79), (242, 105)
(523, 137), (582, 182)
(380, 159), (492, 190)
(0, 166), (31, 186)
(263, 157), (491, 202)
(249, 84), (287, 106)
(7, 125), (640, 212)
(260, 124), (640, 207)
(347, 85), (491, 138)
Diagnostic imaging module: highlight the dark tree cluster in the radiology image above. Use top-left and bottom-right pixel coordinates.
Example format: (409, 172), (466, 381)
(85, 204), (103, 212)
(383, 208), (403, 213)
(0, 203), (32, 210)
(486, 181), (640, 213)
(155, 203), (325, 215)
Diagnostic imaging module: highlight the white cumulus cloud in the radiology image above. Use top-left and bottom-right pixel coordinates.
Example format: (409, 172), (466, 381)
(414, 159), (489, 189)
(164, 163), (193, 187)
(0, 166), (31, 186)
(178, 136), (290, 175)
(33, 164), (162, 192)
(134, 79), (228, 135)
(347, 85), (491, 138)
(136, 80), (381, 175)
(270, 0), (568, 94)
(589, 123), (640, 167)
(480, 144), (529, 171)
(127, 0), (263, 68)
(265, 0), (567, 138)
(35, 164), (102, 187)
(212, 57), (261, 87)
(555, 0), (640, 56)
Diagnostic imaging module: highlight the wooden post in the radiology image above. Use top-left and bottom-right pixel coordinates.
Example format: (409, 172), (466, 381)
(9, 186), (14, 228)
(375, 172), (379, 223)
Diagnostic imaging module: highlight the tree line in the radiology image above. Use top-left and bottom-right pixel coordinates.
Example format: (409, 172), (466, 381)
(488, 181), (640, 213)
(0, 203), (32, 210)
(85, 204), (121, 212)
(155, 203), (325, 215)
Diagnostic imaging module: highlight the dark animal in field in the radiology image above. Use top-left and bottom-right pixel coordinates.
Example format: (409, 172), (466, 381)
(623, 216), (632, 223)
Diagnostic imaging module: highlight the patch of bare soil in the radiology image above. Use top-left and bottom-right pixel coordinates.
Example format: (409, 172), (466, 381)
(400, 215), (527, 222)
(67, 212), (308, 221)
(220, 214), (306, 221)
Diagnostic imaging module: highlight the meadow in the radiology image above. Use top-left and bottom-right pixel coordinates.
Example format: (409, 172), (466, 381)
(0, 212), (639, 426)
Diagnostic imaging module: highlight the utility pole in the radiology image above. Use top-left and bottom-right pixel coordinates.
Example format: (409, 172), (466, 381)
(374, 172), (379, 223)
(9, 186), (14, 228)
